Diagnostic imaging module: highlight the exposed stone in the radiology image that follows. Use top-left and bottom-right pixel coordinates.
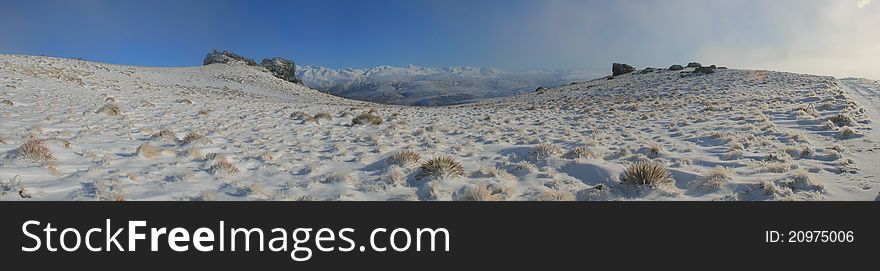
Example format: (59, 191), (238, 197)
(260, 57), (300, 83)
(612, 63), (636, 76)
(694, 66), (716, 74)
(669, 65), (684, 71)
(686, 62), (702, 68)
(203, 49), (257, 66)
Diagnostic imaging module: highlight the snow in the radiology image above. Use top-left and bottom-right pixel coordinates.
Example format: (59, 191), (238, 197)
(296, 64), (601, 105)
(1, 54), (878, 201)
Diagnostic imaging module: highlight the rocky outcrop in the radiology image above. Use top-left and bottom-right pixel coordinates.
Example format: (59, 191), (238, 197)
(612, 63), (635, 76)
(686, 62), (702, 68)
(669, 65), (684, 71)
(260, 57), (300, 84)
(203, 49), (302, 84)
(203, 49), (257, 66)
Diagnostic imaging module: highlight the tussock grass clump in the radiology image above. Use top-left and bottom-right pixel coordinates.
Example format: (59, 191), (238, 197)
(175, 98), (193, 104)
(209, 158), (240, 175)
(0, 134), (6, 144)
(538, 190), (575, 201)
(620, 161), (674, 186)
(838, 126), (857, 138)
(301, 115), (318, 124)
(565, 146), (594, 159)
(352, 112), (384, 125)
(136, 143), (160, 159)
(1, 99), (13, 106)
(693, 166), (733, 191)
(386, 150), (421, 168)
(781, 171), (825, 192)
(95, 103), (122, 116)
(314, 112), (333, 121)
(829, 114), (855, 127)
(338, 111), (353, 118)
(529, 143), (563, 160)
(185, 146), (204, 160)
(152, 128), (177, 142)
(181, 131), (212, 145)
(417, 156), (465, 180)
(453, 185), (500, 201)
(15, 139), (55, 162)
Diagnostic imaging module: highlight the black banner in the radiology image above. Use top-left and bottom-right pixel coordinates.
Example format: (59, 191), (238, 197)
(1, 202), (876, 269)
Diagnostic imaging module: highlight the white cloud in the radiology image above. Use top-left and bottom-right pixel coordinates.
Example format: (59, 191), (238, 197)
(858, 0), (872, 9)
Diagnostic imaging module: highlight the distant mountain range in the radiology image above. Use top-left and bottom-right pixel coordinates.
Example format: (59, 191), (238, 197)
(296, 65), (602, 105)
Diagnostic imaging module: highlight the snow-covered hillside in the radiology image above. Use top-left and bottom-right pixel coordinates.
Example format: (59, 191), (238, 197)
(296, 65), (600, 105)
(1, 54), (879, 201)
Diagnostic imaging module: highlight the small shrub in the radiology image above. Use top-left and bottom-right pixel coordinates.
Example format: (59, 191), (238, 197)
(417, 156), (465, 180)
(95, 103), (122, 116)
(1, 99), (13, 106)
(529, 143), (563, 160)
(352, 113), (384, 125)
(620, 161), (674, 186)
(136, 143), (160, 159)
(386, 150), (421, 168)
(15, 139), (55, 162)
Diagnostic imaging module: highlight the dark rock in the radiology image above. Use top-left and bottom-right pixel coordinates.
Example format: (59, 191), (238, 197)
(686, 62), (702, 68)
(612, 63), (636, 76)
(260, 57), (300, 83)
(694, 66), (716, 74)
(535, 86), (548, 93)
(669, 65), (684, 71)
(709, 65), (717, 68)
(639, 67), (656, 74)
(718, 67), (728, 70)
(203, 49), (257, 66)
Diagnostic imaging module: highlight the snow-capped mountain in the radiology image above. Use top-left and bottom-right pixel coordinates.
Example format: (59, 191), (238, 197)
(296, 65), (601, 105)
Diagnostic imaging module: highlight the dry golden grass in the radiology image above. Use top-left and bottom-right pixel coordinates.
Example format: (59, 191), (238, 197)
(152, 128), (178, 142)
(417, 156), (465, 180)
(352, 112), (384, 125)
(529, 143), (563, 160)
(538, 190), (575, 201)
(565, 146), (594, 159)
(95, 103), (122, 116)
(136, 143), (160, 159)
(314, 112), (333, 121)
(210, 159), (240, 175)
(454, 185), (500, 201)
(386, 150), (421, 168)
(620, 161), (674, 186)
(16, 139), (55, 162)
(181, 131), (212, 145)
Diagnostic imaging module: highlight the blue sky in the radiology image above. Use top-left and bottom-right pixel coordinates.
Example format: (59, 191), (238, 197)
(1, 0), (878, 78)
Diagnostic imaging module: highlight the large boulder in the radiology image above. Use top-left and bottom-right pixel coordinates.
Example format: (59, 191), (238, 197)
(669, 65), (684, 71)
(612, 63), (636, 76)
(260, 57), (300, 83)
(686, 62), (702, 68)
(204, 49), (257, 66)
